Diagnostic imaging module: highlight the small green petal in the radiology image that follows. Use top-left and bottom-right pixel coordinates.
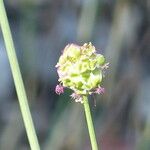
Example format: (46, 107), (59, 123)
(66, 44), (81, 58)
(86, 72), (102, 89)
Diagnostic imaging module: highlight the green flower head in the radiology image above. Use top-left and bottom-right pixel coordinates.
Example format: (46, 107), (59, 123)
(55, 43), (109, 103)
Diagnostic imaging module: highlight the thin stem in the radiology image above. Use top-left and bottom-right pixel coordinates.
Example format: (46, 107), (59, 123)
(0, 1), (40, 150)
(83, 96), (99, 150)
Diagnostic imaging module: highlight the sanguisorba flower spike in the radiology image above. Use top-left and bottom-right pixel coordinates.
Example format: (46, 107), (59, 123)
(55, 42), (108, 102)
(55, 43), (108, 150)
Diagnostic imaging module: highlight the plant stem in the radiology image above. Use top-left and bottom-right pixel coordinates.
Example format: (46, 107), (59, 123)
(83, 96), (99, 150)
(0, 1), (40, 150)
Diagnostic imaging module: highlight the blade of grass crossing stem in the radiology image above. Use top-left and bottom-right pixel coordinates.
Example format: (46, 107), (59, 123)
(83, 96), (98, 150)
(0, 1), (40, 150)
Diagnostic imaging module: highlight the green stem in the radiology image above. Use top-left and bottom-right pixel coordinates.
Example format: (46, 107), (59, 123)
(83, 96), (99, 150)
(0, 1), (40, 150)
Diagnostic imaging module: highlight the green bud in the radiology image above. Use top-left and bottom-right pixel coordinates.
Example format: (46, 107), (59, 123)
(96, 54), (105, 66)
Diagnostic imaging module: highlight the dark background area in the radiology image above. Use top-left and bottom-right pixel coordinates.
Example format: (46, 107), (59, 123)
(0, 0), (150, 149)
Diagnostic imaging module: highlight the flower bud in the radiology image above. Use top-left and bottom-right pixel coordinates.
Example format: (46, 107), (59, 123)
(55, 84), (64, 95)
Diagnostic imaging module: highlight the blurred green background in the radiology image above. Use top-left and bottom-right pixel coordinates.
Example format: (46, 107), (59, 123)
(0, 0), (149, 149)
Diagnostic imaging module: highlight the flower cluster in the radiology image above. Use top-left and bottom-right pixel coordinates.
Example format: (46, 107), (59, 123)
(55, 43), (108, 103)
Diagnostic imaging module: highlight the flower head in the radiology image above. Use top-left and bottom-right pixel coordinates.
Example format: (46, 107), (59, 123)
(55, 42), (108, 102)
